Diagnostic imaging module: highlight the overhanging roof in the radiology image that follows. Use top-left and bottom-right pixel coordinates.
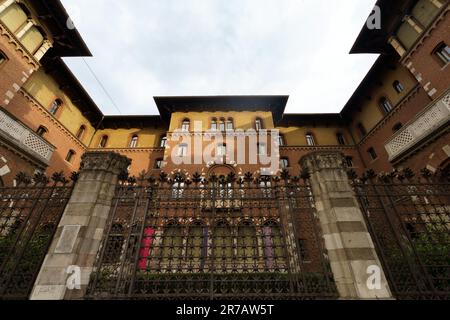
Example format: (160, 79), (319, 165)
(100, 115), (164, 129)
(154, 95), (289, 124)
(30, 0), (91, 57)
(350, 0), (417, 54)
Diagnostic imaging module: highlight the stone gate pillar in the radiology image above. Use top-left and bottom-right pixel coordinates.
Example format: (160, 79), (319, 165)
(30, 152), (130, 300)
(300, 151), (392, 299)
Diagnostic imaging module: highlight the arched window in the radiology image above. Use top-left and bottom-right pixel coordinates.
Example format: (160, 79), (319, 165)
(76, 125), (86, 140)
(393, 81), (404, 93)
(177, 143), (188, 157)
(226, 118), (234, 130)
(263, 222), (284, 269)
(172, 181), (185, 199)
(217, 143), (227, 157)
(238, 222), (257, 267)
(36, 125), (48, 137)
(212, 221), (233, 271)
(278, 134), (285, 146)
(186, 222), (208, 270)
(280, 157), (289, 169)
(255, 118), (263, 130)
(129, 135), (139, 148)
(65, 150), (75, 163)
(181, 119), (190, 131)
(357, 123), (367, 138)
(433, 42), (450, 66)
(257, 143), (266, 156)
(0, 51), (7, 66)
(161, 223), (183, 267)
(380, 97), (393, 114)
(393, 123), (403, 133)
(99, 135), (108, 148)
(211, 118), (218, 131)
(305, 133), (316, 146)
(160, 136), (167, 148)
(49, 99), (62, 115)
(219, 118), (225, 131)
(336, 133), (346, 145)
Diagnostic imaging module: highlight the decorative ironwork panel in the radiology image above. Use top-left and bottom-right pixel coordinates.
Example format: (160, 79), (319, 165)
(87, 172), (337, 300)
(0, 172), (74, 300)
(352, 169), (450, 300)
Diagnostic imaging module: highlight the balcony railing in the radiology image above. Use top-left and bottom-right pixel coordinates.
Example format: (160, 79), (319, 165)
(0, 109), (54, 165)
(385, 91), (450, 161)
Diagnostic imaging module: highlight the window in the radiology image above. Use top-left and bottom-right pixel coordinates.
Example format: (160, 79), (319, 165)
(278, 134), (285, 146)
(65, 150), (75, 163)
(36, 125), (47, 137)
(129, 135), (139, 148)
(181, 119), (190, 131)
(237, 222), (257, 266)
(263, 222), (284, 269)
(380, 97), (393, 114)
(178, 144), (188, 157)
(336, 133), (346, 145)
(393, 81), (404, 93)
(213, 221), (233, 268)
(226, 119), (233, 130)
(171, 182), (185, 199)
(155, 159), (163, 169)
(161, 223), (183, 262)
(345, 156), (354, 168)
(186, 223), (207, 270)
(49, 99), (62, 115)
(280, 158), (289, 169)
(160, 136), (167, 148)
(219, 119), (225, 131)
(257, 143), (266, 156)
(305, 133), (316, 146)
(99, 135), (108, 148)
(103, 224), (125, 264)
(255, 118), (263, 130)
(368, 147), (378, 161)
(76, 125), (86, 140)
(393, 123), (403, 133)
(0, 51), (7, 66)
(433, 42), (450, 66)
(357, 123), (367, 138)
(217, 144), (227, 157)
(211, 118), (217, 131)
(298, 239), (309, 262)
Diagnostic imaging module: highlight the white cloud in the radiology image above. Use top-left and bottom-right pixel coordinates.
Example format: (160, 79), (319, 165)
(61, 0), (378, 115)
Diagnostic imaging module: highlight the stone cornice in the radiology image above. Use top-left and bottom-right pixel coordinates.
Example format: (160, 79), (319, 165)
(80, 152), (130, 174)
(300, 151), (346, 172)
(88, 147), (165, 153)
(280, 145), (356, 152)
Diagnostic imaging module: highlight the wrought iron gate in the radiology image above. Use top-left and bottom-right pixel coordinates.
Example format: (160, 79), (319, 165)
(352, 169), (450, 300)
(87, 172), (337, 300)
(0, 173), (74, 300)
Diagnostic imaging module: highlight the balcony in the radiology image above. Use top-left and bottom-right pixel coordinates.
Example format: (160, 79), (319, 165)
(385, 91), (450, 162)
(0, 109), (55, 166)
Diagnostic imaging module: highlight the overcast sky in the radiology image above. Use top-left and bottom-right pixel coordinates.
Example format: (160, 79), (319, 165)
(60, 0), (378, 115)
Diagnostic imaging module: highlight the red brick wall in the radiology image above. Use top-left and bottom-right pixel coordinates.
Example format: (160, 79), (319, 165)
(0, 143), (40, 186)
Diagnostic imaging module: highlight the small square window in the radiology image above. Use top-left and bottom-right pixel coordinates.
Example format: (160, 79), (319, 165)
(434, 43), (450, 66)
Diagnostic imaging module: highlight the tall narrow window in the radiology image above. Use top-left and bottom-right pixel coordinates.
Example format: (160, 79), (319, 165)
(219, 119), (225, 131)
(345, 156), (354, 168)
(238, 222), (257, 267)
(255, 118), (263, 130)
(160, 136), (167, 148)
(0, 51), (7, 66)
(76, 125), (86, 140)
(36, 125), (48, 137)
(217, 144), (227, 157)
(280, 158), (289, 169)
(155, 159), (163, 169)
(434, 42), (450, 66)
(99, 135), (108, 148)
(49, 99), (62, 115)
(306, 133), (316, 146)
(65, 150), (75, 163)
(336, 133), (346, 145)
(380, 97), (393, 114)
(357, 123), (367, 138)
(181, 119), (190, 131)
(186, 223), (207, 271)
(278, 134), (285, 146)
(393, 81), (404, 93)
(213, 221), (233, 271)
(161, 223), (183, 268)
(368, 147), (378, 160)
(257, 143), (266, 156)
(104, 224), (125, 264)
(211, 118), (218, 131)
(226, 119), (233, 130)
(263, 222), (284, 269)
(129, 135), (139, 148)
(172, 182), (185, 199)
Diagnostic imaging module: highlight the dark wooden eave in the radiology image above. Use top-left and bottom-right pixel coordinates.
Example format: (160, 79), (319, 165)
(279, 113), (344, 127)
(100, 115), (165, 130)
(154, 95), (289, 124)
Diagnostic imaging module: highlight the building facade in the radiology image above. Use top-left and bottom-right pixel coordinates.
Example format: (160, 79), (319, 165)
(0, 0), (448, 300)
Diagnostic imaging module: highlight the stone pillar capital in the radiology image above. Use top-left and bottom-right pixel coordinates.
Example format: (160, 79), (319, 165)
(300, 151), (345, 173)
(80, 152), (130, 175)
